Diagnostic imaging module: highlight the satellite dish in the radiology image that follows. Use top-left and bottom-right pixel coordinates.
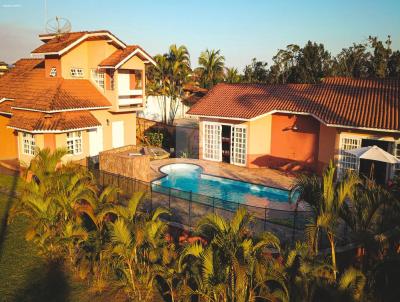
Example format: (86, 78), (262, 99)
(45, 17), (71, 36)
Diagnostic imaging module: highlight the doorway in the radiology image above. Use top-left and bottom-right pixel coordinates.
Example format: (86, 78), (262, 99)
(359, 139), (390, 184)
(221, 125), (231, 163)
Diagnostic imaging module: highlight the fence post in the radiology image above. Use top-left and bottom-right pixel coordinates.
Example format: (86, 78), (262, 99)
(189, 191), (192, 228)
(212, 197), (215, 214)
(292, 204), (298, 247)
(150, 184), (153, 212)
(168, 187), (171, 210)
(264, 207), (267, 231)
(117, 174), (120, 200)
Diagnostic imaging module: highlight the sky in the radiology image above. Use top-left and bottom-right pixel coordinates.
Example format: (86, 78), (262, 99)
(1, 0), (400, 70)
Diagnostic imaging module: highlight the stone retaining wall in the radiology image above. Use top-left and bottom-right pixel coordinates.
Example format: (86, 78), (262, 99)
(99, 145), (151, 182)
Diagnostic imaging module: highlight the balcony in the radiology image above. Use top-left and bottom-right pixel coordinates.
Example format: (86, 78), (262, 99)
(118, 96), (143, 106)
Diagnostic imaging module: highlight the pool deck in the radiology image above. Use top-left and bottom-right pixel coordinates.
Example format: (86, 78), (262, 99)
(149, 158), (295, 190)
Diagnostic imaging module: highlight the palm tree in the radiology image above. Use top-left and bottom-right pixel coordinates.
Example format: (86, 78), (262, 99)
(11, 148), (95, 262)
(292, 162), (359, 279)
(180, 207), (288, 302)
(146, 45), (191, 125)
(341, 178), (392, 271)
(197, 49), (225, 89)
(108, 192), (170, 301)
(167, 44), (191, 123)
(225, 67), (241, 83)
(284, 242), (366, 302)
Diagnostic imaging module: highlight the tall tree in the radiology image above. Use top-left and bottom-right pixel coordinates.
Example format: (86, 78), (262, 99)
(196, 49), (225, 89)
(333, 43), (370, 78)
(368, 35), (392, 78)
(295, 41), (333, 83)
(388, 50), (400, 78)
(242, 58), (268, 83)
(268, 44), (301, 83)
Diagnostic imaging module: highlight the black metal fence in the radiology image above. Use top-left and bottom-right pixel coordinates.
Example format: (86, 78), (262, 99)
(89, 167), (313, 247)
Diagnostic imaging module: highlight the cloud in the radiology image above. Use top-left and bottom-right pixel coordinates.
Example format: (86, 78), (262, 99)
(0, 23), (42, 64)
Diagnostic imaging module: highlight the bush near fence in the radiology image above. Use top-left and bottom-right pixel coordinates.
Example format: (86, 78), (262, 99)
(136, 117), (199, 158)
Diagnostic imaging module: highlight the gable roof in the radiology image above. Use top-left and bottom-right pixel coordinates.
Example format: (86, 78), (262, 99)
(187, 78), (400, 132)
(98, 45), (156, 68)
(32, 30), (126, 55)
(8, 110), (101, 132)
(0, 59), (111, 112)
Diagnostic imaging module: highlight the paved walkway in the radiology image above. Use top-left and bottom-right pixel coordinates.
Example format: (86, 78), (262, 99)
(149, 158), (295, 190)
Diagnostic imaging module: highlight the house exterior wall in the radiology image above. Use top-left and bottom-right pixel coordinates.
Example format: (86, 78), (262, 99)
(0, 114), (18, 159)
(246, 115), (272, 168)
(91, 109), (136, 151)
(60, 40), (118, 80)
(317, 124), (339, 173)
(43, 133), (57, 151)
(269, 113), (320, 171)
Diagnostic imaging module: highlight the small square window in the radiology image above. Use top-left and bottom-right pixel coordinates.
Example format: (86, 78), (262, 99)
(70, 68), (84, 78)
(66, 131), (83, 155)
(49, 67), (57, 77)
(22, 132), (36, 155)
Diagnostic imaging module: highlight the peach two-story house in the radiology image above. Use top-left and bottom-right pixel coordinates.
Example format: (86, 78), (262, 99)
(0, 30), (155, 165)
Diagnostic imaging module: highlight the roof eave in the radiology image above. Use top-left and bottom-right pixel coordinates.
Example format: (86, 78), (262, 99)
(7, 125), (100, 133)
(190, 110), (400, 134)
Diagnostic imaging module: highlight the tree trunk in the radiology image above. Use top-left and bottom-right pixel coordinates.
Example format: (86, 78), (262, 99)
(328, 233), (337, 280)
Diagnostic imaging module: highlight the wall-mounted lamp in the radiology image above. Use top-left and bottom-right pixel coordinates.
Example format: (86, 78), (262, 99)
(106, 119), (110, 126)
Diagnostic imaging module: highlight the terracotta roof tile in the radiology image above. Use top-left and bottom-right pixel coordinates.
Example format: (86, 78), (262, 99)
(8, 110), (101, 132)
(0, 100), (12, 114)
(32, 30), (126, 54)
(32, 32), (86, 53)
(0, 59), (111, 111)
(98, 45), (153, 67)
(187, 78), (400, 131)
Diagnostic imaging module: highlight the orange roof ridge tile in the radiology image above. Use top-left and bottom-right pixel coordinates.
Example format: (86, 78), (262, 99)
(187, 77), (400, 131)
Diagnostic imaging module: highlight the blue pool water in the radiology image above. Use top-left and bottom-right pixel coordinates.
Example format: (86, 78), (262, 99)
(151, 164), (293, 207)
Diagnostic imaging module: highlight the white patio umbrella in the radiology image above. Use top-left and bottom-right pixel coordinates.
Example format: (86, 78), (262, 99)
(346, 145), (400, 164)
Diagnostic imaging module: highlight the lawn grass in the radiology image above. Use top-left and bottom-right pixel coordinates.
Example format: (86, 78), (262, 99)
(0, 174), (125, 302)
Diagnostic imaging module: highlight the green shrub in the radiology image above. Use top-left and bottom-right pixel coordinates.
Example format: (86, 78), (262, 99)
(146, 131), (164, 147)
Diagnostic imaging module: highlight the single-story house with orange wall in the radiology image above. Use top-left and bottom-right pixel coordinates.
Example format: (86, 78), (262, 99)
(187, 78), (400, 182)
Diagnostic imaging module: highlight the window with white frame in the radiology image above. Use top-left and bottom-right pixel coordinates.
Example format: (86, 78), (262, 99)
(91, 69), (105, 89)
(22, 132), (36, 155)
(70, 68), (84, 78)
(66, 131), (83, 155)
(338, 136), (362, 178)
(231, 126), (247, 166)
(49, 67), (57, 77)
(203, 123), (221, 161)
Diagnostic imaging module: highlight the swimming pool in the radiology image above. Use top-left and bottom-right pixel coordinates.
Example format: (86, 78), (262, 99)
(151, 163), (294, 208)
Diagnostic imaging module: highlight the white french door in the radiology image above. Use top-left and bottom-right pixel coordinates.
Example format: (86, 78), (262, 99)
(89, 126), (104, 156)
(112, 121), (124, 148)
(203, 123), (222, 161)
(231, 125), (247, 166)
(338, 136), (362, 178)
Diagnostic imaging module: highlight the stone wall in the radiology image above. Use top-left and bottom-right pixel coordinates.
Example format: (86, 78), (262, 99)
(99, 145), (151, 182)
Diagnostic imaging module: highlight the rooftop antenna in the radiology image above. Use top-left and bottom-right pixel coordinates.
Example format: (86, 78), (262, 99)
(45, 16), (71, 37)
